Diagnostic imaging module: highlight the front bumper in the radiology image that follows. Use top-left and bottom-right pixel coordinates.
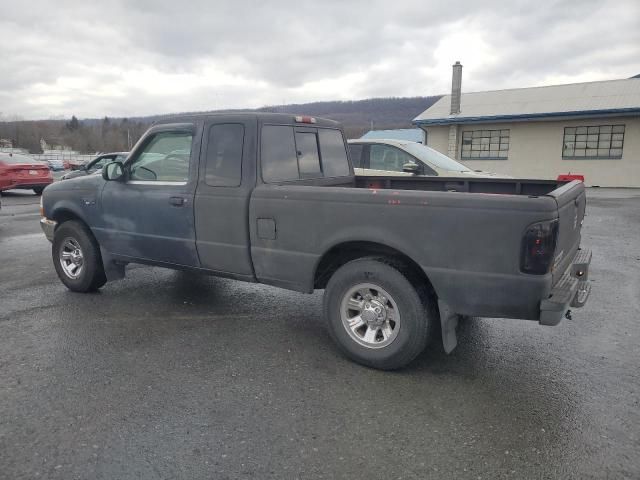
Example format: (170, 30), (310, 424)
(539, 248), (592, 326)
(40, 217), (57, 242)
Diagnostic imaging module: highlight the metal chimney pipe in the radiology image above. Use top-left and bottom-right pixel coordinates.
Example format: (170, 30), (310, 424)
(450, 61), (463, 115)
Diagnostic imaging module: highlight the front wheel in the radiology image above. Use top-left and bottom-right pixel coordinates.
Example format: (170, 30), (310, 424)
(323, 257), (435, 370)
(52, 220), (107, 292)
(33, 187), (44, 195)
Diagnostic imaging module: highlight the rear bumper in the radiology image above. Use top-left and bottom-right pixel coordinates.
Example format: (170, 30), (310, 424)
(539, 248), (592, 326)
(40, 217), (57, 242)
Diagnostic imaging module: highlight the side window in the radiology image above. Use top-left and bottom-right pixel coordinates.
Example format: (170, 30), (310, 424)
(205, 124), (244, 187)
(295, 131), (321, 178)
(261, 126), (299, 182)
(369, 144), (417, 172)
(262, 125), (351, 182)
(130, 131), (192, 182)
(348, 144), (364, 168)
(319, 129), (350, 176)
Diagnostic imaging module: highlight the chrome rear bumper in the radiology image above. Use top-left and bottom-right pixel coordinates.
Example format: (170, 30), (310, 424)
(539, 248), (592, 326)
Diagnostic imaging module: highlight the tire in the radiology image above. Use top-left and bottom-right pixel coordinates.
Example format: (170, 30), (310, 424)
(323, 257), (436, 370)
(33, 187), (44, 195)
(52, 220), (107, 292)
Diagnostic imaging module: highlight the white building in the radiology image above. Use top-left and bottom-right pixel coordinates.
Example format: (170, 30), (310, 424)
(414, 63), (640, 187)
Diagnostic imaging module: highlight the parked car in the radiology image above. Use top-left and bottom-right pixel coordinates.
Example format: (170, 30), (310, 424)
(39, 113), (591, 370)
(61, 152), (128, 180)
(0, 152), (53, 195)
(46, 158), (66, 171)
(348, 138), (511, 178)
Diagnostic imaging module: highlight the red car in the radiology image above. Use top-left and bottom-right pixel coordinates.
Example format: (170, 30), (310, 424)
(0, 152), (53, 195)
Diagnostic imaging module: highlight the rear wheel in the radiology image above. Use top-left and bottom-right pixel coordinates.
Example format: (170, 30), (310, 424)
(33, 187), (44, 195)
(323, 257), (435, 370)
(52, 220), (107, 292)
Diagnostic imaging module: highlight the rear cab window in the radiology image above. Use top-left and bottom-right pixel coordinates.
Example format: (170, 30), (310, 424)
(348, 144), (364, 168)
(261, 125), (350, 182)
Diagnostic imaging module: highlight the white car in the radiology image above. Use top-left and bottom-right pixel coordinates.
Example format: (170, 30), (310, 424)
(347, 139), (511, 178)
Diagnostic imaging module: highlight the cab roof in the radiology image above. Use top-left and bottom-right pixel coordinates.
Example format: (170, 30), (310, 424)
(153, 112), (341, 129)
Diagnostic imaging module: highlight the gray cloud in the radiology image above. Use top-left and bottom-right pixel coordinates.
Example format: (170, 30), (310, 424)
(0, 0), (638, 119)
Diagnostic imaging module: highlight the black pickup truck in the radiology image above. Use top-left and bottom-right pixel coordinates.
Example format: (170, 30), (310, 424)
(40, 113), (591, 369)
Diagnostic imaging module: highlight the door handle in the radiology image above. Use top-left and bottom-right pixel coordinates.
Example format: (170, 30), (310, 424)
(169, 196), (186, 207)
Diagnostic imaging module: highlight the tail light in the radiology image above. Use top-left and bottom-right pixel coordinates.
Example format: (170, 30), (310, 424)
(520, 219), (559, 274)
(295, 115), (316, 124)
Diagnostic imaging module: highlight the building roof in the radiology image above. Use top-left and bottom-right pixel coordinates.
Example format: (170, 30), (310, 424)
(413, 78), (640, 126)
(361, 128), (423, 142)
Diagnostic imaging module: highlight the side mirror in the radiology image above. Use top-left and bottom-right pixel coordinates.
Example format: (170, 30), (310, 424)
(102, 161), (124, 181)
(402, 162), (421, 175)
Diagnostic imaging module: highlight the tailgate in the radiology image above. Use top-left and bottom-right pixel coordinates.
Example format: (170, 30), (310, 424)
(548, 180), (586, 285)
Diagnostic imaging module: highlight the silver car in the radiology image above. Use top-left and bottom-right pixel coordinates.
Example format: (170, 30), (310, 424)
(348, 139), (511, 178)
(46, 158), (65, 171)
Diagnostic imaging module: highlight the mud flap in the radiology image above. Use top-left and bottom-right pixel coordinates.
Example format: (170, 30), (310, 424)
(100, 247), (126, 281)
(437, 299), (458, 354)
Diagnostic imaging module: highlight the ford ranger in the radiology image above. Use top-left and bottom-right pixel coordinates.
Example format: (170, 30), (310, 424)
(39, 113), (591, 370)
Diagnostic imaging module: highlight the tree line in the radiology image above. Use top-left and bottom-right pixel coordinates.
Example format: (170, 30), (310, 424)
(0, 116), (149, 154)
(0, 96), (441, 154)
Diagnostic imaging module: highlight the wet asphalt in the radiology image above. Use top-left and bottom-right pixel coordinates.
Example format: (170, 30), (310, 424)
(0, 188), (639, 480)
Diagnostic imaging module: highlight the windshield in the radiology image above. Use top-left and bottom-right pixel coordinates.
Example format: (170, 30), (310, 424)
(401, 143), (472, 172)
(0, 153), (40, 164)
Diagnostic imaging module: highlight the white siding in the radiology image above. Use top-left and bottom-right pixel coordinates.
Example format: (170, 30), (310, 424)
(425, 116), (640, 187)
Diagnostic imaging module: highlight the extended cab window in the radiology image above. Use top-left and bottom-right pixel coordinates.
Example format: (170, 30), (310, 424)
(348, 144), (364, 168)
(261, 126), (299, 182)
(369, 144), (417, 173)
(130, 132), (192, 183)
(319, 129), (350, 176)
(262, 125), (350, 182)
(205, 124), (244, 187)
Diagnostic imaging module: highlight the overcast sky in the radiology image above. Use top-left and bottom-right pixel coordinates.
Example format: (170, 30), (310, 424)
(1, 0), (639, 120)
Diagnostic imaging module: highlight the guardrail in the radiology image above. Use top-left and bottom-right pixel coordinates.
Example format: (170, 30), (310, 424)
(30, 153), (96, 164)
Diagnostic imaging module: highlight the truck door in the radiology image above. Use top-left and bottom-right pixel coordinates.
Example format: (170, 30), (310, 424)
(193, 117), (257, 277)
(99, 125), (200, 267)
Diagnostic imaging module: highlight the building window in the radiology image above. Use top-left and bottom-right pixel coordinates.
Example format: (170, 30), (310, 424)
(562, 125), (624, 159)
(461, 129), (509, 159)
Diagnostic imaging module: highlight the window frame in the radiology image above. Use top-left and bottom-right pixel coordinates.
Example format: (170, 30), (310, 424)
(562, 124), (625, 160)
(126, 128), (194, 186)
(461, 129), (510, 160)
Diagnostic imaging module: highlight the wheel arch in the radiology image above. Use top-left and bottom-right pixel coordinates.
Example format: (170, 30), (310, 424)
(49, 205), (90, 231)
(313, 241), (437, 297)
(51, 207), (82, 224)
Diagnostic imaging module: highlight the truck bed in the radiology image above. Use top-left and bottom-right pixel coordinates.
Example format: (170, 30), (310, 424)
(250, 177), (585, 322)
